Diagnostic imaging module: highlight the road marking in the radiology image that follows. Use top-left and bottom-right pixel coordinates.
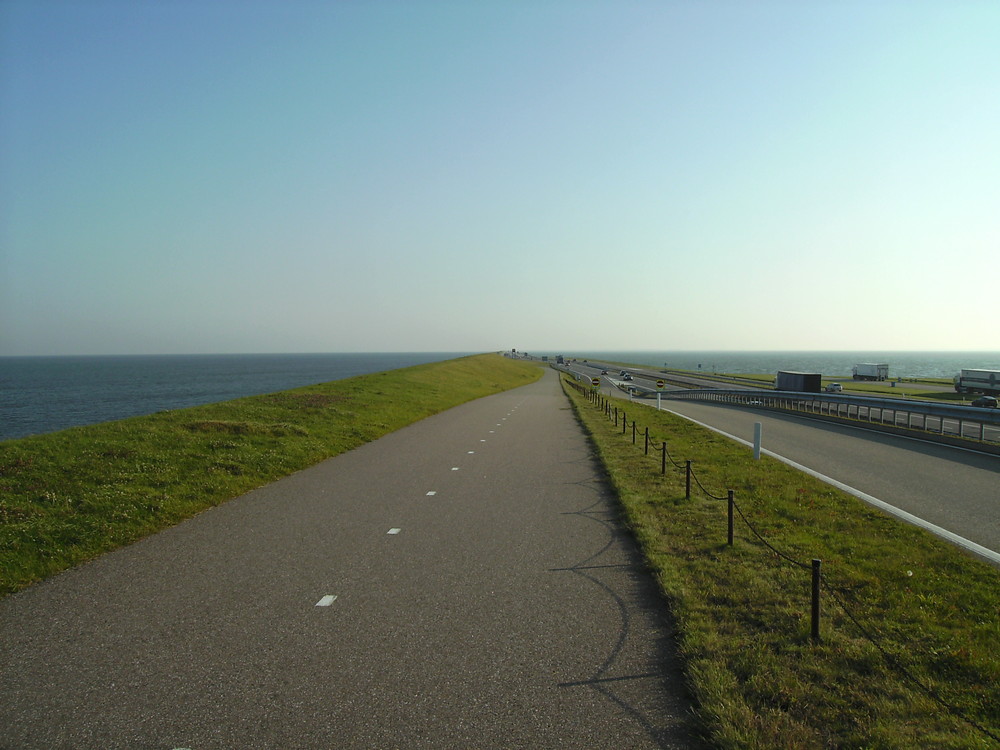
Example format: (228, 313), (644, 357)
(452, 467), (460, 471)
(387, 528), (401, 535)
(426, 491), (436, 496)
(480, 439), (486, 442)
(315, 595), (337, 607)
(468, 450), (475, 454)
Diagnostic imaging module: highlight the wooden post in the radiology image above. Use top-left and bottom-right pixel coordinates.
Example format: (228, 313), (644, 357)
(727, 490), (734, 546)
(812, 559), (822, 642)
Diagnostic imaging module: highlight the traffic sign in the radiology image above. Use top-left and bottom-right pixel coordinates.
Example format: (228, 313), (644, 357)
(656, 379), (665, 389)
(592, 377), (600, 387)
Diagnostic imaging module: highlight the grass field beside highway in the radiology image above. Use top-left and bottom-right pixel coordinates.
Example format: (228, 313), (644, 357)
(0, 354), (542, 597)
(562, 376), (999, 749)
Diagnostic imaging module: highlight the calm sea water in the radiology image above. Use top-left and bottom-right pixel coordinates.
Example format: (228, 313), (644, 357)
(558, 351), (1000, 379)
(0, 353), (471, 441)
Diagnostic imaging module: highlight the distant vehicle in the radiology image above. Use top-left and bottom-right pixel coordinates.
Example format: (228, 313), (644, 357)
(555, 355), (564, 364)
(622, 373), (633, 381)
(825, 382), (843, 393)
(601, 370), (608, 375)
(971, 395), (998, 408)
(954, 369), (1000, 395)
(775, 371), (822, 393)
(853, 363), (889, 381)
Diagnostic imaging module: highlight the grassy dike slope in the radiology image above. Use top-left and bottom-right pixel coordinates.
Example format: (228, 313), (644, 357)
(0, 354), (541, 598)
(561, 377), (999, 750)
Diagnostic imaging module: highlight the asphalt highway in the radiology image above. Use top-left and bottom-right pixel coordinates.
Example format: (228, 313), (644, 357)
(0, 370), (699, 750)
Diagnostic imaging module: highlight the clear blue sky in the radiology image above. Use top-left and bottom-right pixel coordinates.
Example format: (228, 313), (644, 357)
(1, 1), (997, 356)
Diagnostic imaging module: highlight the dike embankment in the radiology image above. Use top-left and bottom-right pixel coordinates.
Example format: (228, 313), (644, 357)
(0, 353), (542, 597)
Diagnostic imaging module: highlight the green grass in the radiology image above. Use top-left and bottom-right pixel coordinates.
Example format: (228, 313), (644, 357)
(562, 377), (999, 749)
(0, 354), (542, 597)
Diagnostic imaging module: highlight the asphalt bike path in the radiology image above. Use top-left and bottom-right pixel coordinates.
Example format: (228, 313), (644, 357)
(1, 369), (698, 749)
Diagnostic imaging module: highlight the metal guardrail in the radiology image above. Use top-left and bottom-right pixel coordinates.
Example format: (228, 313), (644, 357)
(659, 388), (1000, 446)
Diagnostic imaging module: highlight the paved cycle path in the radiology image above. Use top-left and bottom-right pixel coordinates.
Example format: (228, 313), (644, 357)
(1, 369), (698, 749)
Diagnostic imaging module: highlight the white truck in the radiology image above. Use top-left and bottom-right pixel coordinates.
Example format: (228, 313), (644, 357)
(954, 369), (1000, 395)
(852, 363), (889, 381)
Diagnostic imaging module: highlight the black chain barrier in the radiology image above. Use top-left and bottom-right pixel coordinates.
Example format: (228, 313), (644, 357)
(564, 374), (999, 743)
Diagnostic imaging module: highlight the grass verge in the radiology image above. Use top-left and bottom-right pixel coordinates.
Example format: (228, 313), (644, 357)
(562, 377), (999, 749)
(0, 354), (541, 597)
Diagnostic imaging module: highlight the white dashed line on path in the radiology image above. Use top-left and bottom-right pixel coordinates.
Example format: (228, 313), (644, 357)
(387, 528), (402, 535)
(315, 595), (337, 607)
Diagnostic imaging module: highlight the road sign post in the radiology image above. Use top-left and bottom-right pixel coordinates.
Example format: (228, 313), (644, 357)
(656, 379), (664, 410)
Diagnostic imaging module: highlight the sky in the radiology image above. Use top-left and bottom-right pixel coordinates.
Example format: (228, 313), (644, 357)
(1, 1), (997, 356)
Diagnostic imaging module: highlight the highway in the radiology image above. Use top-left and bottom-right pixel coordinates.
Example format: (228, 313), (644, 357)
(563, 361), (1000, 564)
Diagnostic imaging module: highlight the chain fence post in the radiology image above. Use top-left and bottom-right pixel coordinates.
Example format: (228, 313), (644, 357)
(812, 559), (822, 642)
(632, 421), (636, 444)
(685, 460), (692, 499)
(644, 427), (649, 455)
(727, 490), (734, 545)
(661, 442), (666, 475)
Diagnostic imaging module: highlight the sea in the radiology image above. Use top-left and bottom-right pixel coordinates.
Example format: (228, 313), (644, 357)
(0, 352), (472, 442)
(3, 350), (999, 442)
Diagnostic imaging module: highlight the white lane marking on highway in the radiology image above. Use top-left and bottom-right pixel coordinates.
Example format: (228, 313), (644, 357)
(452, 467), (460, 471)
(387, 527), (401, 535)
(480, 439), (486, 442)
(468, 451), (475, 454)
(663, 408), (1000, 565)
(315, 595), (337, 607)
(489, 430), (495, 433)
(426, 491), (437, 496)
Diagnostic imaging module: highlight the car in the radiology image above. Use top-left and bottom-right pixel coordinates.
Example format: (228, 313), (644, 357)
(622, 373), (633, 381)
(601, 370), (608, 375)
(825, 383), (843, 393)
(971, 395), (998, 408)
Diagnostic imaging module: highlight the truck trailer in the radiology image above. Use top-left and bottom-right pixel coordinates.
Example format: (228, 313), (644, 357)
(775, 371), (822, 393)
(954, 369), (1000, 395)
(852, 363), (889, 381)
